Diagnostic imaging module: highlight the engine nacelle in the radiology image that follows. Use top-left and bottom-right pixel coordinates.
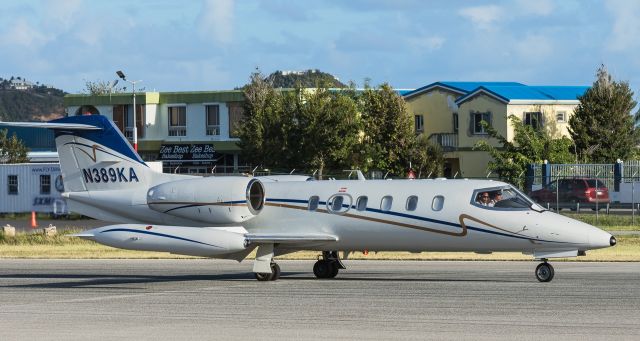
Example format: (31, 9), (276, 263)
(147, 177), (265, 224)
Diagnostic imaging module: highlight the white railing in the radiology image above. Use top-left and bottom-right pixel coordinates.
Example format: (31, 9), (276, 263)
(428, 133), (458, 149)
(168, 127), (186, 136)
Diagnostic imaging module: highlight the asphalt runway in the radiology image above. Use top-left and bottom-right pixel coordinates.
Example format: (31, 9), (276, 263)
(0, 260), (639, 340)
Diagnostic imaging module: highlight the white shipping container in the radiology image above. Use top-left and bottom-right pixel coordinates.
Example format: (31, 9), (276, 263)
(0, 163), (68, 214)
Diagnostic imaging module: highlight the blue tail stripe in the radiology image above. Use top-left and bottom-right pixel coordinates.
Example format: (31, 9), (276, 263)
(52, 115), (146, 166)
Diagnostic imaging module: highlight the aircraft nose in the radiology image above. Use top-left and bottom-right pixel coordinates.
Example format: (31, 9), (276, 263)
(588, 228), (615, 249)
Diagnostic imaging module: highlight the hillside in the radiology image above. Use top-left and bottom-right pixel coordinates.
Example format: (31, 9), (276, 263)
(0, 77), (66, 122)
(266, 69), (346, 88)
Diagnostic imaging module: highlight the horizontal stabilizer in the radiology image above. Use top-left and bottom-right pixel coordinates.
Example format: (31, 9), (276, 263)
(246, 233), (338, 244)
(0, 121), (101, 130)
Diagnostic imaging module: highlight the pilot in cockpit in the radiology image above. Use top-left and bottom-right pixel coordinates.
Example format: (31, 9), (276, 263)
(489, 191), (503, 207)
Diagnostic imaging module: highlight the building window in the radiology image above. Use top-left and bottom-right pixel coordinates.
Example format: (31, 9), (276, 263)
(168, 106), (187, 136)
(524, 112), (542, 130)
(453, 113), (459, 133)
(414, 115), (424, 133)
(228, 102), (245, 138)
(206, 105), (220, 136)
(556, 111), (566, 122)
(40, 175), (51, 195)
(113, 104), (144, 139)
(473, 112), (491, 134)
(8, 175), (18, 195)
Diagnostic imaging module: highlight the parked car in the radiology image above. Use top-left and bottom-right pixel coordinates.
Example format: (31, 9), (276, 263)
(529, 178), (610, 205)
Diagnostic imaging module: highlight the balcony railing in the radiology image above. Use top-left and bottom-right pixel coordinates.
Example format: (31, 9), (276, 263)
(206, 126), (220, 136)
(428, 133), (458, 151)
(169, 127), (187, 137)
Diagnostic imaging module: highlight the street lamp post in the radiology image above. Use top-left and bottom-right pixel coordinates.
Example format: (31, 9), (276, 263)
(116, 70), (142, 152)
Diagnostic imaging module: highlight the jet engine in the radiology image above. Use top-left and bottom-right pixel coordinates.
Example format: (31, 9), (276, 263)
(147, 177), (265, 224)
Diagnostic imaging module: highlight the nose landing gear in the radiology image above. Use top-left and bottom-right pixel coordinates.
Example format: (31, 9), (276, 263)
(255, 262), (281, 281)
(535, 260), (555, 282)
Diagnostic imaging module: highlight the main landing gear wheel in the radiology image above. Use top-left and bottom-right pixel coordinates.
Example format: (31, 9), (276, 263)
(535, 261), (555, 282)
(313, 260), (339, 279)
(255, 262), (281, 281)
(313, 251), (343, 279)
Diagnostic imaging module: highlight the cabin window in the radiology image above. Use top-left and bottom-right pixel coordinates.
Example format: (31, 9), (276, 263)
(327, 194), (352, 214)
(331, 195), (344, 211)
(356, 196), (368, 211)
(380, 196), (393, 211)
(432, 195), (444, 211)
(7, 175), (18, 195)
(406, 195), (418, 211)
(40, 175), (51, 195)
(308, 196), (319, 211)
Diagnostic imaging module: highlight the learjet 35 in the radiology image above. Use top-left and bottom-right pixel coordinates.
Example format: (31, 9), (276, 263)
(2, 115), (616, 282)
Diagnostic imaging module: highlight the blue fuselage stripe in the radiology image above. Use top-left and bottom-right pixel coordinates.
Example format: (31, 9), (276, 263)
(264, 198), (569, 244)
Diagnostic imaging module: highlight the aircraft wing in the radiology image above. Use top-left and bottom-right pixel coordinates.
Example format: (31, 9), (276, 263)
(245, 233), (338, 244)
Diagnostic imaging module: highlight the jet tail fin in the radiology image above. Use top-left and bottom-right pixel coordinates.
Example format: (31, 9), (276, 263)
(1, 115), (153, 192)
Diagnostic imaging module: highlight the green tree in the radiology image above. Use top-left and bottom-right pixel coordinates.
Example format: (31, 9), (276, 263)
(237, 69), (284, 169)
(569, 65), (638, 163)
(238, 70), (360, 176)
(0, 129), (29, 163)
(475, 115), (574, 188)
(84, 79), (126, 95)
(357, 84), (415, 175)
(408, 135), (445, 178)
(299, 87), (360, 177)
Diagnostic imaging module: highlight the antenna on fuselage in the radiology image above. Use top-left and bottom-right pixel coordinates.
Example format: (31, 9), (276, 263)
(344, 169), (366, 181)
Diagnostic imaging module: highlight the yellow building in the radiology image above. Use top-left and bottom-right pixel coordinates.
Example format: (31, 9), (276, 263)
(404, 82), (588, 178)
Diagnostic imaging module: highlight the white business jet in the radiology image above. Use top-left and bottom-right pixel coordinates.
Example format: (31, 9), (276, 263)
(2, 115), (616, 282)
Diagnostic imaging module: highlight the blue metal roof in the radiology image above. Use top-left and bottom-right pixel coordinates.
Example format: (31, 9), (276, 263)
(1, 126), (56, 151)
(455, 85), (589, 104)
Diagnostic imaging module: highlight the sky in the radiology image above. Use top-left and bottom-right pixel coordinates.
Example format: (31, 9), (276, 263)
(1, 0), (639, 96)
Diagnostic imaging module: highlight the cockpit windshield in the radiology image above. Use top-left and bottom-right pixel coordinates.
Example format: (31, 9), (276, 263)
(472, 185), (545, 212)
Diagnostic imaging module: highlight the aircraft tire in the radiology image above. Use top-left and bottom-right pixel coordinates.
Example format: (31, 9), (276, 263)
(255, 272), (271, 281)
(270, 263), (281, 281)
(535, 262), (555, 282)
(327, 261), (339, 278)
(313, 260), (332, 279)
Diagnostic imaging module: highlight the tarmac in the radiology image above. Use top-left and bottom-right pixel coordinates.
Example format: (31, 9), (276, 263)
(0, 259), (638, 340)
